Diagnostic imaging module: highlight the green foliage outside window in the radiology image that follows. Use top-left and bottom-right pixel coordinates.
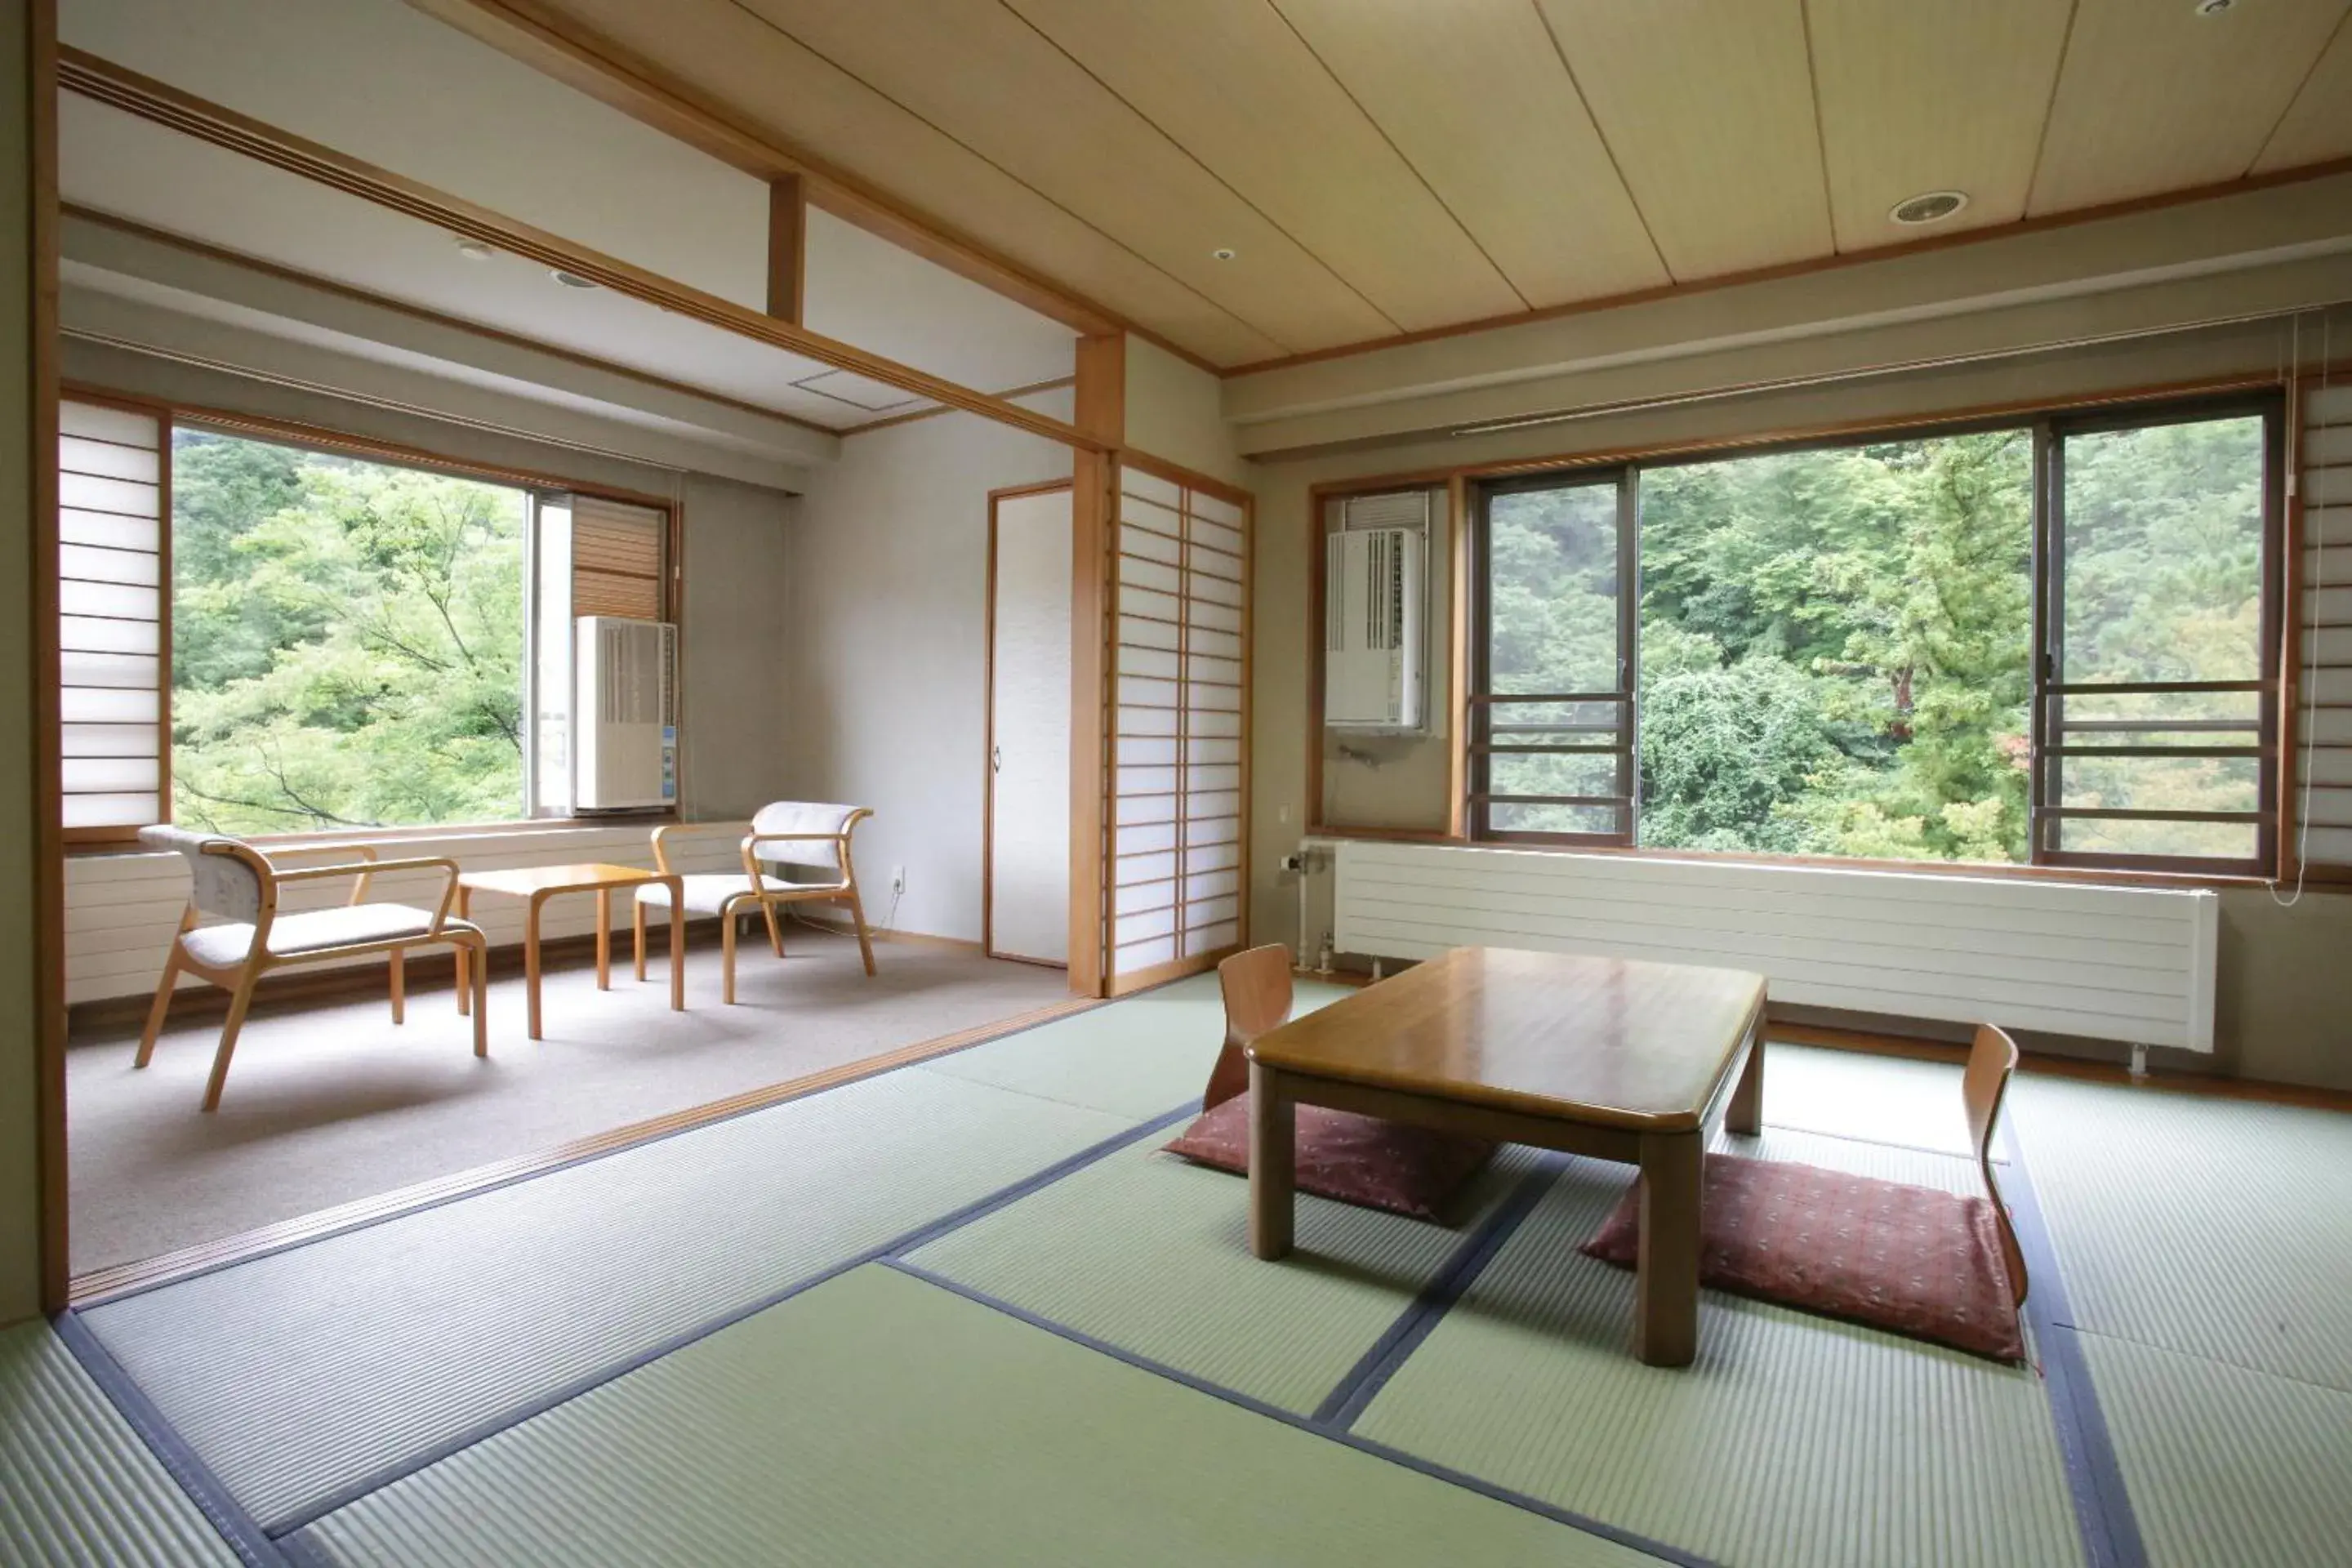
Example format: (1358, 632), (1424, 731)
(170, 429), (528, 834)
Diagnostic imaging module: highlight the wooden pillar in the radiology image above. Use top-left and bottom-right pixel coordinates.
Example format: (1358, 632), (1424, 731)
(1067, 332), (1124, 998)
(766, 174), (805, 325)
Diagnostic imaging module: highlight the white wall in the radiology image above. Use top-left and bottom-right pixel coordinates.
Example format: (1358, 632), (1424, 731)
(1125, 334), (1250, 489)
(786, 390), (1076, 943)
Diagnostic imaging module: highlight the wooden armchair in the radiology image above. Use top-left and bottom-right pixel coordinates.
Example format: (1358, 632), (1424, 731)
(635, 803), (877, 1004)
(135, 826), (488, 1111)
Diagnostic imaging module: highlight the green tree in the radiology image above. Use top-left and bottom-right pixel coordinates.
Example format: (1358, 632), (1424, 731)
(170, 430), (527, 833)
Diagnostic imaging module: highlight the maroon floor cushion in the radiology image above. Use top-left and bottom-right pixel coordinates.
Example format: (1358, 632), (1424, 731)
(1163, 1092), (1496, 1223)
(1582, 1154), (2025, 1362)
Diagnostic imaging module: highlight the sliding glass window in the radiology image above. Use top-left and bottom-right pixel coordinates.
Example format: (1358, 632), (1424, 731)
(1463, 393), (2281, 875)
(1468, 470), (1634, 844)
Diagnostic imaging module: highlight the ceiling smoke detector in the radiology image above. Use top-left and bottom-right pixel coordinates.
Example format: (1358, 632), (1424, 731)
(1211, 247), (1237, 261)
(1889, 190), (1969, 226)
(2194, 0), (2236, 15)
(549, 269), (600, 290)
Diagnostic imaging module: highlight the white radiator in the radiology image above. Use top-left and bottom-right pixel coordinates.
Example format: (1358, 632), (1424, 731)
(1334, 841), (2218, 1051)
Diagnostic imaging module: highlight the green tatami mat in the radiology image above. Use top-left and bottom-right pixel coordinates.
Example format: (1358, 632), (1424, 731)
(0, 1320), (239, 1567)
(1353, 1156), (2081, 1568)
(296, 1264), (1649, 1568)
(2008, 1076), (2352, 1392)
(82, 1068), (1133, 1531)
(2085, 1331), (2352, 1568)
(911, 1134), (1541, 1414)
(919, 971), (1353, 1120)
(1762, 1041), (1973, 1155)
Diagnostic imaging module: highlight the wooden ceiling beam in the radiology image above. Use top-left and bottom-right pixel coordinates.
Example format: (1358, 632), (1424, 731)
(399, 0), (1134, 345)
(58, 47), (1110, 453)
(766, 173), (804, 326)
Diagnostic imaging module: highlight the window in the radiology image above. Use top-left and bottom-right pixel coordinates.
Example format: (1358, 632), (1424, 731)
(1465, 394), (2280, 875)
(54, 399), (675, 840)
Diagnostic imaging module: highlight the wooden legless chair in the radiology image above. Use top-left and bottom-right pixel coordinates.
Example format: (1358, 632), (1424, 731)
(1966, 1022), (2030, 1306)
(135, 826), (489, 1111)
(634, 804), (878, 1004)
(1206, 944), (1294, 1110)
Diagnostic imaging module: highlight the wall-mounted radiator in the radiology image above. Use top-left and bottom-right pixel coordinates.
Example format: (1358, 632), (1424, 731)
(1334, 841), (2218, 1051)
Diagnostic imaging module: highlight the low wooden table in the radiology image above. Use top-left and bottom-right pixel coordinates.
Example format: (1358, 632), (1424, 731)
(456, 862), (684, 1040)
(1246, 946), (1766, 1367)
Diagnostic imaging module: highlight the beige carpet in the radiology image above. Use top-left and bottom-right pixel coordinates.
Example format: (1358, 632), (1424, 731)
(66, 926), (1074, 1274)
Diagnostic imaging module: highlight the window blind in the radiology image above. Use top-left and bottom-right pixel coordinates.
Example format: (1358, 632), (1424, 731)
(570, 495), (668, 621)
(58, 399), (167, 834)
(1107, 466), (1248, 986)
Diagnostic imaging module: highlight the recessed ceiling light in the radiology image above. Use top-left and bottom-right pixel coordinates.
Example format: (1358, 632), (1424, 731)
(549, 269), (599, 290)
(2194, 0), (2235, 15)
(1211, 247), (1237, 261)
(1889, 190), (1969, 226)
(453, 238), (493, 261)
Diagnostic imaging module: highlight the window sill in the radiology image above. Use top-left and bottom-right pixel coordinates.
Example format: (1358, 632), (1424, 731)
(1302, 823), (2275, 893)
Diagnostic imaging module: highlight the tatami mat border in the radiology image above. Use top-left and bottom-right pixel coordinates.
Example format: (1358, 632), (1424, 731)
(2002, 1123), (2150, 1568)
(261, 1099), (1205, 1539)
(51, 1312), (287, 1568)
(1316, 1155), (1569, 1427)
(881, 1258), (1714, 1568)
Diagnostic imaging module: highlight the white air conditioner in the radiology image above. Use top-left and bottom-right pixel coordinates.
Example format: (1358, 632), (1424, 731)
(573, 616), (678, 810)
(1325, 525), (1425, 729)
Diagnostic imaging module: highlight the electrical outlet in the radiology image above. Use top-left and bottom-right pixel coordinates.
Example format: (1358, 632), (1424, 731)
(891, 866), (906, 896)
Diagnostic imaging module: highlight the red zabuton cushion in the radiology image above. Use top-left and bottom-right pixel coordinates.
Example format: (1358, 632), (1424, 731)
(1163, 1092), (1495, 1223)
(1581, 1154), (2024, 1362)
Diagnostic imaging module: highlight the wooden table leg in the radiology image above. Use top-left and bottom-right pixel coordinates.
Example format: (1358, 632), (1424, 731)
(525, 892), (546, 1041)
(595, 889), (612, 991)
(1248, 1058), (1295, 1260)
(666, 876), (685, 1012)
(1727, 1016), (1765, 1138)
(454, 885), (471, 1016)
(388, 947), (405, 1024)
(1634, 1129), (1703, 1367)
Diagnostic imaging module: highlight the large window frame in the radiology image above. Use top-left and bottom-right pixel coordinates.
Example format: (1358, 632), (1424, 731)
(1455, 389), (2286, 879)
(55, 387), (682, 846)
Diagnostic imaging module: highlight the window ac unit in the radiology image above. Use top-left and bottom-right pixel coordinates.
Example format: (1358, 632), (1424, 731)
(573, 616), (678, 811)
(1325, 526), (1424, 729)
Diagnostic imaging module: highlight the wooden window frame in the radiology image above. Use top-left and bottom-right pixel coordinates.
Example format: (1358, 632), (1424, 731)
(1434, 386), (2291, 883)
(54, 385), (683, 847)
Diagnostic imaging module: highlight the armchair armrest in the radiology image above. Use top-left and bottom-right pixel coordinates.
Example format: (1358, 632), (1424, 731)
(652, 820), (751, 875)
(274, 856), (461, 932)
(260, 841), (382, 905)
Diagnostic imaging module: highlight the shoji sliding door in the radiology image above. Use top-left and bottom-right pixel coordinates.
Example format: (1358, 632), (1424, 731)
(1106, 462), (1250, 993)
(57, 399), (167, 838)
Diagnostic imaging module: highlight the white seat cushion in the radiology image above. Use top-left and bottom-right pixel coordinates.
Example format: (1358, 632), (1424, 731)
(181, 905), (479, 969)
(635, 874), (759, 918)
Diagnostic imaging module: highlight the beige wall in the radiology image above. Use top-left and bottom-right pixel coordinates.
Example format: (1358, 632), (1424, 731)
(786, 390), (1076, 944)
(1249, 315), (2352, 1091)
(1, 0), (43, 1325)
(1125, 334), (1250, 489)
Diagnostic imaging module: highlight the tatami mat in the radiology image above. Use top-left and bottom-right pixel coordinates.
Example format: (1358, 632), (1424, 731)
(0, 1319), (242, 1567)
(292, 1264), (1650, 1568)
(80, 1067), (1136, 1532)
(911, 1134), (1544, 1414)
(918, 972), (1353, 1120)
(1762, 1041), (1974, 1155)
(2083, 1331), (2352, 1568)
(2008, 1076), (2352, 1392)
(1351, 1155), (2082, 1568)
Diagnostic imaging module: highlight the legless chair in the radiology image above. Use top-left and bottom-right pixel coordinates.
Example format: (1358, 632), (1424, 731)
(1206, 944), (1294, 1110)
(1966, 1022), (2030, 1306)
(135, 826), (488, 1111)
(634, 804), (877, 1004)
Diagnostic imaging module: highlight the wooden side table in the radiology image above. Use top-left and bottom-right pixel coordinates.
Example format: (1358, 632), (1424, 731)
(456, 862), (684, 1040)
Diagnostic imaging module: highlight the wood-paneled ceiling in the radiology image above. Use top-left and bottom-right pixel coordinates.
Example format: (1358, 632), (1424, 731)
(466, 0), (2352, 371)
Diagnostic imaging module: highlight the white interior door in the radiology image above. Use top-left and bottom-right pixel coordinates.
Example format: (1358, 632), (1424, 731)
(987, 486), (1073, 964)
